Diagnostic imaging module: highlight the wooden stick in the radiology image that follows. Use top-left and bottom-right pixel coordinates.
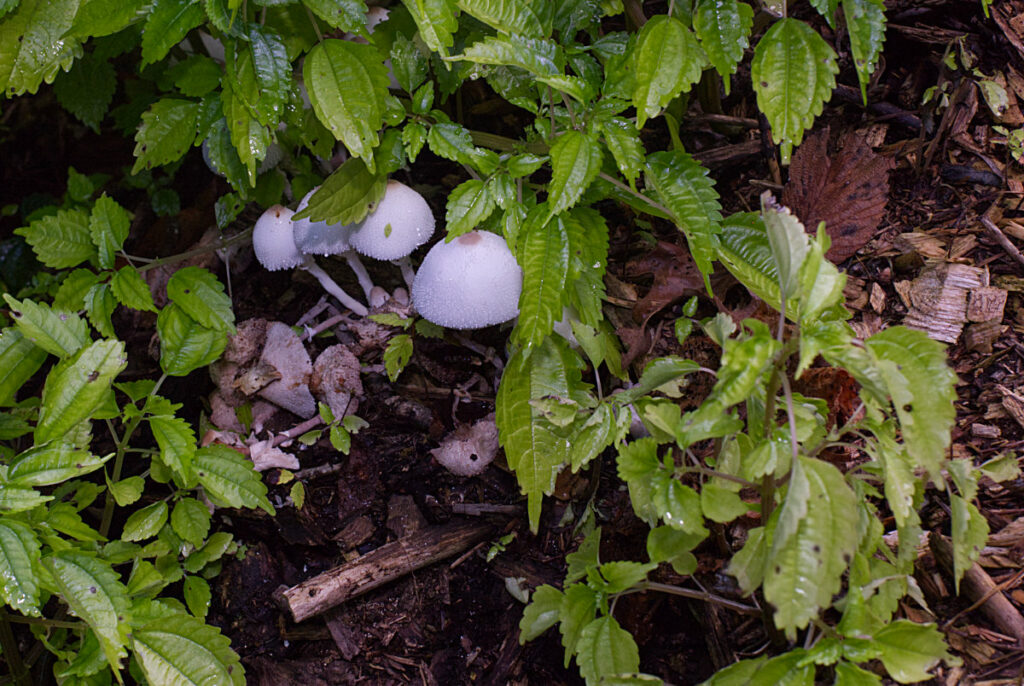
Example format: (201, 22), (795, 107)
(929, 532), (1024, 641)
(281, 520), (495, 622)
(980, 214), (1024, 272)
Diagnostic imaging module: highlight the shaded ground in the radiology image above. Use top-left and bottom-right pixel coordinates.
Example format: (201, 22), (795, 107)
(6, 1), (1024, 684)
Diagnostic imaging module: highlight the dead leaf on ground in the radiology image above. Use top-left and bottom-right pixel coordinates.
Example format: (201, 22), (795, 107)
(624, 240), (705, 324)
(782, 127), (895, 263)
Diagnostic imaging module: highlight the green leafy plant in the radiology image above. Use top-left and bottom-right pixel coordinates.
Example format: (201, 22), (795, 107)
(0, 0), (979, 683)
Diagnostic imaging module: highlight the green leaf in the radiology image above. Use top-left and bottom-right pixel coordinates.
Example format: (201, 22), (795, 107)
(293, 157), (387, 227)
(701, 482), (749, 523)
(110, 266), (157, 312)
(575, 616), (640, 684)
(69, 0), (148, 38)
(166, 266), (235, 334)
(400, 0), (457, 56)
(751, 18), (838, 163)
(646, 525), (701, 575)
(109, 476), (145, 507)
(7, 442), (110, 486)
(456, 0), (544, 36)
(427, 121), (500, 173)
(519, 584), (563, 641)
(598, 116), (644, 185)
(141, 0), (205, 66)
(764, 456), (859, 639)
(157, 304), (228, 377)
(0, 485), (52, 514)
(171, 498), (211, 547)
(383, 334), (413, 382)
(450, 34), (560, 77)
(514, 213), (569, 351)
(36, 340), (126, 444)
(193, 445), (275, 515)
(496, 338), (584, 531)
(221, 80), (270, 185)
(84, 282), (117, 339)
(14, 208), (95, 268)
(588, 560), (655, 594)
(760, 192), (809, 300)
(184, 531), (233, 573)
(864, 327), (955, 485)
(123, 501), (168, 542)
(132, 99), (199, 174)
(843, 0), (886, 102)
(0, 0), (81, 96)
(445, 179), (495, 239)
(4, 294), (89, 357)
(693, 0), (753, 94)
(0, 328), (47, 405)
(0, 519), (42, 616)
(89, 194), (131, 270)
(149, 414), (197, 480)
(167, 55), (222, 97)
(834, 661), (883, 686)
(645, 150), (722, 281)
(950, 496), (987, 594)
(132, 612), (245, 686)
(559, 583), (599, 666)
(631, 15), (705, 129)
(53, 51), (117, 132)
(304, 39), (389, 172)
(391, 33), (429, 94)
(547, 131), (602, 220)
(873, 620), (951, 683)
(44, 552), (131, 675)
(303, 0), (368, 32)
(183, 575), (212, 619)
(225, 24), (290, 128)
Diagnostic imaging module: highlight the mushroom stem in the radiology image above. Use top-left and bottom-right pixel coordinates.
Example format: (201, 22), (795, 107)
(395, 256), (416, 290)
(343, 252), (377, 302)
(300, 257), (369, 316)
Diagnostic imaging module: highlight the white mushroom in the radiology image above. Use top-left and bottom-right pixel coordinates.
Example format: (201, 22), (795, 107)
(253, 205), (368, 316)
(349, 180), (435, 288)
(411, 230), (522, 329)
(292, 187), (377, 302)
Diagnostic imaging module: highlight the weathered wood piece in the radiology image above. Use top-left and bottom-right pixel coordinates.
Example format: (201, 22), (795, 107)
(282, 520), (494, 622)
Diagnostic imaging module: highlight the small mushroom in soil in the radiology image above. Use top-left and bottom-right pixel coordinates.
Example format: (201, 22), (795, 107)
(292, 187), (377, 303)
(253, 205), (369, 316)
(349, 180), (435, 291)
(430, 414), (500, 477)
(411, 230), (522, 329)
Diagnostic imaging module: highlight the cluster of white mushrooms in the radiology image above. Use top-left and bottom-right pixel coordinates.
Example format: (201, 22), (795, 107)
(252, 180), (523, 329)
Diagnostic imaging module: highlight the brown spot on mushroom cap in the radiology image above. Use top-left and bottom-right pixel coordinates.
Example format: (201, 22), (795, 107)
(456, 232), (482, 245)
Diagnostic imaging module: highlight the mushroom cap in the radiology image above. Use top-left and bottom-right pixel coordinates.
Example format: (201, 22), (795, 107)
(253, 205), (304, 271)
(292, 187), (356, 256)
(349, 180), (435, 260)
(412, 230), (522, 329)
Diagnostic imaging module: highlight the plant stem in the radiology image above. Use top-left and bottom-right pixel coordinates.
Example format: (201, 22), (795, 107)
(2, 614), (80, 630)
(137, 229), (253, 275)
(629, 582), (760, 615)
(0, 612), (30, 686)
(468, 130), (547, 154)
(597, 172), (673, 217)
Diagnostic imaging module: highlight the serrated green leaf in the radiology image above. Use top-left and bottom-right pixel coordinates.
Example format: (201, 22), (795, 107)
(760, 192), (809, 300)
(132, 99), (199, 174)
(834, 661), (883, 686)
(36, 339), (126, 444)
(576, 615), (640, 684)
(456, 0), (544, 36)
(449, 34), (560, 77)
(693, 0), (753, 94)
(225, 24), (290, 127)
(184, 531), (233, 573)
(716, 212), (782, 310)
(302, 0), (368, 31)
(141, 0), (205, 66)
(599, 116), (644, 185)
(751, 18), (838, 163)
(843, 0), (886, 102)
(304, 39), (389, 171)
(872, 620), (951, 683)
(391, 33), (428, 94)
(569, 403), (615, 471)
(765, 457), (858, 639)
(632, 15), (705, 129)
(646, 525), (701, 575)
(166, 266), (235, 334)
(864, 327), (955, 485)
(122, 501), (168, 542)
(170, 499), (211, 547)
(157, 304), (227, 377)
(45, 552), (131, 675)
(519, 584), (563, 641)
(88, 194), (131, 270)
(149, 414), (197, 480)
(132, 612), (245, 686)
(427, 121), (500, 173)
(204, 118), (252, 192)
(14, 208), (95, 269)
(0, 413), (31, 440)
(167, 54), (222, 97)
(514, 213), (569, 350)
(7, 442), (110, 486)
(69, 0), (148, 38)
(560, 583), (599, 667)
(0, 485), (52, 514)
(588, 560), (655, 594)
(84, 282), (117, 339)
(701, 482), (749, 523)
(183, 575), (212, 619)
(644, 150), (722, 282)
(446, 179), (495, 239)
(53, 51), (117, 132)
(0, 519), (41, 616)
(110, 266), (157, 312)
(3, 294), (89, 357)
(400, 0), (457, 56)
(496, 338), (584, 531)
(383, 334), (412, 382)
(221, 79), (270, 185)
(293, 156), (386, 226)
(109, 476), (145, 507)
(950, 496), (987, 594)
(193, 445), (275, 515)
(0, 0), (81, 96)
(563, 207), (609, 329)
(547, 131), (602, 219)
